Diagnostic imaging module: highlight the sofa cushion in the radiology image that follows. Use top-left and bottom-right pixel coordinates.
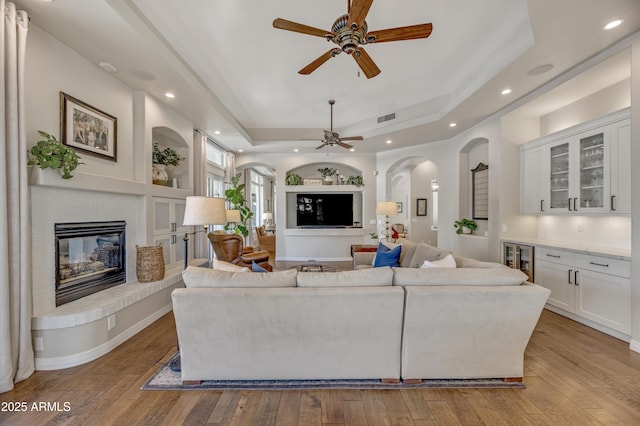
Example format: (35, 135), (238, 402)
(183, 266), (297, 288)
(420, 254), (456, 269)
(212, 258), (250, 272)
(454, 256), (508, 269)
(396, 238), (419, 268)
(392, 267), (528, 286)
(408, 243), (452, 268)
(373, 244), (401, 267)
(296, 266), (393, 287)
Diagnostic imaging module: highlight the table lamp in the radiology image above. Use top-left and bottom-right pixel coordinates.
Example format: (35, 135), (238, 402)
(376, 201), (398, 242)
(182, 196), (227, 270)
(225, 209), (241, 233)
(263, 212), (273, 228)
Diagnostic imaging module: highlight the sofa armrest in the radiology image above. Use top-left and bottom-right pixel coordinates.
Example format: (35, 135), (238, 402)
(353, 251), (375, 269)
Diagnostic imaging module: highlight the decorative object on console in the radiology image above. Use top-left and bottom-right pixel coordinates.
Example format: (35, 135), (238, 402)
(182, 196), (228, 270)
(454, 218), (478, 235)
(272, 0), (433, 78)
(224, 173), (253, 237)
(286, 172), (303, 186)
(27, 130), (83, 179)
(60, 92), (117, 161)
(135, 243), (165, 282)
(376, 201), (398, 241)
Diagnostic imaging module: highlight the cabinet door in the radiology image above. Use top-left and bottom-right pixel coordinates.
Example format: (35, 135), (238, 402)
(575, 129), (610, 214)
(547, 141), (572, 213)
(536, 259), (574, 312)
(575, 269), (630, 334)
(521, 147), (545, 214)
(609, 119), (631, 214)
(153, 198), (173, 234)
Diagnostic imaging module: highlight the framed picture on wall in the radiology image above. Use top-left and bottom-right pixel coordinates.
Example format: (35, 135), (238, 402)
(396, 202), (403, 214)
(417, 198), (427, 216)
(60, 92), (117, 161)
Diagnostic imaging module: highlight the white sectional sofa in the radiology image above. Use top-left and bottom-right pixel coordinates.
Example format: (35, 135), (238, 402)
(172, 255), (550, 385)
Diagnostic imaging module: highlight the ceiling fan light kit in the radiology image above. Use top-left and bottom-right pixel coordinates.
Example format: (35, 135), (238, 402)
(273, 0), (432, 78)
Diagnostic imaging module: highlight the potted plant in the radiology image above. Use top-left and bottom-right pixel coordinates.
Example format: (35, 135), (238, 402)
(346, 175), (364, 187)
(369, 232), (379, 244)
(27, 131), (83, 179)
(285, 172), (303, 186)
(224, 173), (253, 237)
(318, 167), (337, 185)
(152, 142), (183, 185)
(454, 218), (478, 235)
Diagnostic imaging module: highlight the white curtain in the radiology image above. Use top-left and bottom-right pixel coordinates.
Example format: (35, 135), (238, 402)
(0, 0), (33, 393)
(225, 152), (236, 182)
(192, 130), (208, 258)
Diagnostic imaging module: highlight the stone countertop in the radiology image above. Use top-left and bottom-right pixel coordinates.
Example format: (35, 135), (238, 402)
(500, 238), (631, 261)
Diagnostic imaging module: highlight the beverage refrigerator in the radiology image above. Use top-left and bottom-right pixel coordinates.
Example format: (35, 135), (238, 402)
(503, 242), (534, 282)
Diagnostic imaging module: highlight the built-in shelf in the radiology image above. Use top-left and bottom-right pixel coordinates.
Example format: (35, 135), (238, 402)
(285, 184), (363, 192)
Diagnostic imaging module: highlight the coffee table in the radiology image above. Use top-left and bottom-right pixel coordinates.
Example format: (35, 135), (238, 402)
(290, 260), (335, 272)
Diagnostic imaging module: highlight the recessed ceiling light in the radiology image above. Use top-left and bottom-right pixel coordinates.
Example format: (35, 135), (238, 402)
(527, 64), (554, 76)
(238, 149), (243, 153)
(213, 130), (221, 135)
(165, 92), (175, 99)
(501, 88), (512, 95)
(294, 148), (299, 152)
(449, 122), (457, 127)
(603, 19), (623, 30)
(349, 148), (355, 152)
(98, 61), (117, 73)
(386, 140), (392, 144)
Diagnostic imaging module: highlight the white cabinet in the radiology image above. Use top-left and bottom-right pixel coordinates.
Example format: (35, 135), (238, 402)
(152, 197), (190, 269)
(535, 246), (630, 335)
(521, 109), (630, 215)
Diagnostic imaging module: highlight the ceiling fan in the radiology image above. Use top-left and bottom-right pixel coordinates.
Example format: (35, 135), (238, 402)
(316, 100), (363, 150)
(273, 0), (433, 78)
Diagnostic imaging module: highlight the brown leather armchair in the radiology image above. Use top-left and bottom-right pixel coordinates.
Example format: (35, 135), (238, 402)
(255, 226), (275, 257)
(207, 233), (272, 271)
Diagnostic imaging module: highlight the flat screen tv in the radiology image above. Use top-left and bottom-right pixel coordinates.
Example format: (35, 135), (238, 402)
(296, 193), (353, 227)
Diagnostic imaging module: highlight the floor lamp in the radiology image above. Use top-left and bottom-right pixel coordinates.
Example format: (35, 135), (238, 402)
(182, 196), (228, 270)
(172, 196), (227, 372)
(376, 201), (398, 242)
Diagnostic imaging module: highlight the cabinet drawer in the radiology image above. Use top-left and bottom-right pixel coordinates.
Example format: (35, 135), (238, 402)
(574, 253), (630, 278)
(536, 247), (573, 264)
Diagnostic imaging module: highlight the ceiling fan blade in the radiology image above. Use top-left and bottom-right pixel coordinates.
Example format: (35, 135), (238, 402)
(273, 18), (332, 38)
(338, 142), (354, 149)
(316, 142), (329, 150)
(348, 0), (374, 30)
(299, 49), (339, 75)
(366, 23), (433, 43)
(353, 48), (381, 79)
(339, 136), (364, 141)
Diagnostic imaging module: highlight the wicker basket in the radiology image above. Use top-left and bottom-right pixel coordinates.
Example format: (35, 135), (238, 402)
(136, 244), (165, 283)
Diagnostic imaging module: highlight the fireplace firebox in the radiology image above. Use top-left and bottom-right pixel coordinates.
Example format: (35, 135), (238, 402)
(55, 221), (126, 306)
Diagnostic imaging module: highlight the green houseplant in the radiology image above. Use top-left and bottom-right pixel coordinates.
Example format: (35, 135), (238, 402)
(27, 131), (83, 179)
(346, 175), (364, 187)
(224, 173), (253, 237)
(285, 172), (303, 186)
(152, 142), (183, 185)
(454, 218), (478, 234)
(318, 167), (337, 185)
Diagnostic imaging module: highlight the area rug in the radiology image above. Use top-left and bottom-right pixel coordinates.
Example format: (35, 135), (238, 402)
(141, 354), (525, 391)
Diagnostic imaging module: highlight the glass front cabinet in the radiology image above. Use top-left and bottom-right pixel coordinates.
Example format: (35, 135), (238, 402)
(546, 129), (610, 214)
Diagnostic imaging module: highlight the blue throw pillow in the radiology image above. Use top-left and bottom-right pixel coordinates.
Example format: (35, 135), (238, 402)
(252, 261), (268, 273)
(373, 243), (401, 267)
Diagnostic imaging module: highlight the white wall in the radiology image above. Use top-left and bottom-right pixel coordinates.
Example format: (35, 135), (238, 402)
(630, 36), (640, 352)
(410, 161), (438, 245)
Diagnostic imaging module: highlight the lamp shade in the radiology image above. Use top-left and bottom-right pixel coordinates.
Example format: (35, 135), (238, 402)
(263, 212), (273, 220)
(183, 196), (227, 226)
(226, 209), (241, 223)
(376, 201), (398, 216)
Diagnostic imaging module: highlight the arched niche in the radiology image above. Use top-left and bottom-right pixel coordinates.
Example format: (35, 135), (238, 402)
(459, 137), (489, 234)
(286, 162), (363, 186)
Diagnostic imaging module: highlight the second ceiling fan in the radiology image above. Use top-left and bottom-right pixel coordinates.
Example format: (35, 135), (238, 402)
(273, 0), (433, 78)
(316, 100), (363, 150)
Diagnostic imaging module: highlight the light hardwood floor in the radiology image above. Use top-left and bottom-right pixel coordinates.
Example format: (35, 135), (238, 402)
(3, 308), (640, 424)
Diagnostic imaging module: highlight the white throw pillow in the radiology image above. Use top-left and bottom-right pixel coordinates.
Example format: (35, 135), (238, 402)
(212, 258), (250, 272)
(420, 254), (457, 269)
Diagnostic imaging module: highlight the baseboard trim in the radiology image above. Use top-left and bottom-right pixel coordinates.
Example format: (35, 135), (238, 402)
(629, 339), (640, 354)
(35, 304), (172, 370)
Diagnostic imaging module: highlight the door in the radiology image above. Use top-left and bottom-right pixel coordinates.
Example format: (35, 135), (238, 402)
(547, 141), (571, 213)
(576, 130), (610, 214)
(609, 119), (631, 214)
(536, 260), (574, 312)
(575, 269), (631, 334)
(521, 146), (545, 214)
(517, 245), (534, 282)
